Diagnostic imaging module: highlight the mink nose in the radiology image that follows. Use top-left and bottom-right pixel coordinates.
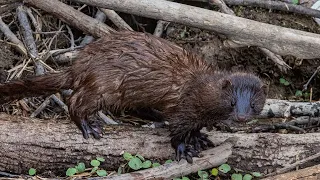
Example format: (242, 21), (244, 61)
(237, 115), (247, 121)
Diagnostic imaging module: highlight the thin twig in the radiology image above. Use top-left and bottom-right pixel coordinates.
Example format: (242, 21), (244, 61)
(66, 25), (75, 49)
(80, 10), (106, 46)
(153, 20), (169, 37)
(100, 8), (133, 31)
(303, 66), (320, 91)
(30, 95), (52, 118)
(16, 5), (45, 75)
(97, 111), (118, 124)
(0, 16), (27, 55)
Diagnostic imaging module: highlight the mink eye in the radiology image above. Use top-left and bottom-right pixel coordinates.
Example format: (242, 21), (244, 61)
(231, 100), (236, 107)
(250, 102), (255, 108)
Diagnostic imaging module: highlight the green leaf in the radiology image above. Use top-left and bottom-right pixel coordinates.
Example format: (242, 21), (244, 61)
(231, 173), (243, 180)
(96, 170), (108, 177)
(128, 157), (143, 170)
(211, 168), (219, 176)
(181, 177), (190, 180)
(142, 160), (152, 168)
(136, 154), (145, 161)
(295, 90), (303, 97)
(165, 159), (173, 164)
(283, 81), (290, 86)
(198, 170), (209, 179)
(75, 162), (86, 173)
(251, 172), (262, 177)
(243, 174), (253, 180)
(96, 157), (105, 162)
(123, 152), (133, 160)
(91, 160), (100, 167)
(279, 78), (286, 84)
(117, 166), (122, 175)
(152, 163), (161, 168)
(66, 168), (77, 177)
(172, 178), (182, 180)
(292, 0), (299, 5)
(91, 167), (98, 174)
(219, 164), (231, 173)
(304, 92), (310, 98)
(28, 168), (36, 176)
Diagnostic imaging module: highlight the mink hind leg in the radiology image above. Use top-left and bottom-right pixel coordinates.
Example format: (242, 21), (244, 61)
(68, 90), (107, 139)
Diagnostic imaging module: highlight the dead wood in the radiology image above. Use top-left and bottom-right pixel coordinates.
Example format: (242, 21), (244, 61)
(23, 0), (115, 38)
(262, 164), (320, 180)
(1, 113), (320, 177)
(210, 0), (291, 73)
(0, 17), (27, 56)
(260, 99), (320, 118)
(222, 0), (320, 19)
(102, 140), (234, 180)
(67, 0), (320, 59)
(99, 8), (133, 31)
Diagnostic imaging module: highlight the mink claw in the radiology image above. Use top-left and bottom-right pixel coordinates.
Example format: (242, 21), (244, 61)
(191, 132), (214, 150)
(175, 143), (200, 163)
(78, 118), (102, 139)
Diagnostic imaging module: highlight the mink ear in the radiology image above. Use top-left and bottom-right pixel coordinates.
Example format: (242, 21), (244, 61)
(221, 79), (232, 89)
(260, 84), (269, 95)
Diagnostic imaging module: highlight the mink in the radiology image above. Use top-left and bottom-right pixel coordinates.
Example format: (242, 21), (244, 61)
(0, 31), (268, 162)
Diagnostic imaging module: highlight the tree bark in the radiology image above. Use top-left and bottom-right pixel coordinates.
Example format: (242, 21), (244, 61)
(1, 113), (320, 176)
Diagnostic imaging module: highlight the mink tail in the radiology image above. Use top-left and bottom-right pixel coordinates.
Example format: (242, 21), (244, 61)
(0, 70), (72, 104)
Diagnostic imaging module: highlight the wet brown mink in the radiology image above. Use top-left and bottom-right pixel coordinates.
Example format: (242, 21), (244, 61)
(0, 31), (268, 162)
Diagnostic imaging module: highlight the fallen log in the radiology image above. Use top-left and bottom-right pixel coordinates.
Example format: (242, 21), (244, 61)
(262, 164), (320, 180)
(1, 113), (320, 177)
(65, 0), (320, 59)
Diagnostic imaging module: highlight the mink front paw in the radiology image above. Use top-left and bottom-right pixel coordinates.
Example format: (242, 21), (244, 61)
(191, 132), (214, 151)
(175, 143), (201, 163)
(72, 115), (103, 139)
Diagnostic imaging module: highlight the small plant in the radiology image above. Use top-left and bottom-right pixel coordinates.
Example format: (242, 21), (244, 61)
(198, 170), (209, 180)
(123, 152), (154, 171)
(66, 157), (108, 177)
(279, 77), (290, 86)
(120, 152), (173, 174)
(28, 168), (36, 176)
(295, 90), (310, 100)
(186, 163), (264, 180)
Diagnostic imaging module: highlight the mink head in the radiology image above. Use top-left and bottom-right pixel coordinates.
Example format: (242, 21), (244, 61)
(220, 73), (268, 122)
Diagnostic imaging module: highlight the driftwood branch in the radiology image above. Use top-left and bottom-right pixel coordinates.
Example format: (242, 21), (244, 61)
(1, 112), (320, 177)
(68, 0), (320, 59)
